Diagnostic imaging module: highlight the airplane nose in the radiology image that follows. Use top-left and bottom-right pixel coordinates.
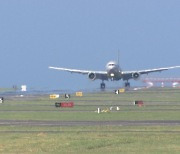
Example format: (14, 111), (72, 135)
(110, 73), (115, 77)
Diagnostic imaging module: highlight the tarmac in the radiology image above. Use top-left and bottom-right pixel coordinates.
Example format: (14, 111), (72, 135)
(0, 119), (179, 126)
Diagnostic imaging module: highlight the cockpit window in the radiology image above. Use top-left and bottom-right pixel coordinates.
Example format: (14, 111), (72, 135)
(109, 64), (115, 66)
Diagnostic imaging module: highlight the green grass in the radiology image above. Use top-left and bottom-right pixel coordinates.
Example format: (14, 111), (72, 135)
(0, 88), (15, 92)
(0, 88), (180, 153)
(0, 127), (179, 154)
(0, 110), (179, 121)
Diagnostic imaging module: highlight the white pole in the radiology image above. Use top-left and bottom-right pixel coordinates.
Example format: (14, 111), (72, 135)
(97, 108), (100, 114)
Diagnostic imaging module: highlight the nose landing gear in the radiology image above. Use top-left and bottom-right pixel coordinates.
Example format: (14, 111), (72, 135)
(100, 82), (105, 90)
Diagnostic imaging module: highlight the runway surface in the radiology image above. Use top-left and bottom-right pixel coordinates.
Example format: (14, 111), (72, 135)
(0, 120), (179, 126)
(1, 89), (180, 131)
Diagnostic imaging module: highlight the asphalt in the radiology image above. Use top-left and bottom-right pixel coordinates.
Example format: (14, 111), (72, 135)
(0, 120), (179, 126)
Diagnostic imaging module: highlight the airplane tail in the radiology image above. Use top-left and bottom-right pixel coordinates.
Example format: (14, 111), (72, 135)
(118, 50), (120, 65)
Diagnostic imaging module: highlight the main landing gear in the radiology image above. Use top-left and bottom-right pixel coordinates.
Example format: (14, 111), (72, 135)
(100, 82), (105, 90)
(125, 81), (130, 88)
(100, 81), (130, 90)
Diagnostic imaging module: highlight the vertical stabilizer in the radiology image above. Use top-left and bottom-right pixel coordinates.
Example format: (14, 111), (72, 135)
(118, 50), (120, 66)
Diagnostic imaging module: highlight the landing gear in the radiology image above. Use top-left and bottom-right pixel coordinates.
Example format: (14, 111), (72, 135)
(100, 82), (105, 90)
(125, 82), (130, 88)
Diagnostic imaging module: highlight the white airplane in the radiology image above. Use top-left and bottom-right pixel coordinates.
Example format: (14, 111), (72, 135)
(49, 61), (180, 89)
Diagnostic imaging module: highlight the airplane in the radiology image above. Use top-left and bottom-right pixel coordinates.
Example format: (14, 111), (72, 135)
(49, 61), (180, 90)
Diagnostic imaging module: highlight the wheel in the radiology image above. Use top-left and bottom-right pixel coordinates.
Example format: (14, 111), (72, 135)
(100, 83), (105, 90)
(125, 82), (130, 88)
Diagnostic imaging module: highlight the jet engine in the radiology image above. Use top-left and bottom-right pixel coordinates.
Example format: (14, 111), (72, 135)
(88, 72), (96, 80)
(132, 72), (140, 80)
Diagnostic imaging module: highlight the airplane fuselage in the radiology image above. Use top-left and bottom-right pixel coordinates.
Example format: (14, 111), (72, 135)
(106, 61), (122, 81)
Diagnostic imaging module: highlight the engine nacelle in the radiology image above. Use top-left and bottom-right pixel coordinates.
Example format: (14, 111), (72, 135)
(132, 72), (140, 80)
(88, 72), (96, 80)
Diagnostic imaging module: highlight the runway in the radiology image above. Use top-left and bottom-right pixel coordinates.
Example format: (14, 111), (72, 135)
(0, 120), (179, 126)
(0, 89), (180, 131)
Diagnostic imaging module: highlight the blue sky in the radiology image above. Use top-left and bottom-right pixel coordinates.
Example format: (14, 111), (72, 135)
(0, 0), (180, 90)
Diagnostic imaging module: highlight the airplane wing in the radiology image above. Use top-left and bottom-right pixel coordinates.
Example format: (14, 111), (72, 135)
(49, 66), (90, 74)
(49, 66), (108, 80)
(138, 66), (180, 74)
(122, 66), (180, 80)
